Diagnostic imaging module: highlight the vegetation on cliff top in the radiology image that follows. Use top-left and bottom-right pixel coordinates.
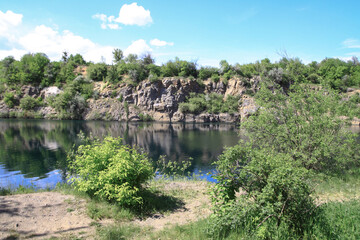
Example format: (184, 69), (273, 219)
(0, 50), (359, 121)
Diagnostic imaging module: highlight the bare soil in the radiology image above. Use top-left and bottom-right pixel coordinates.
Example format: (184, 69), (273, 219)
(0, 192), (97, 239)
(135, 181), (211, 231)
(0, 181), (212, 239)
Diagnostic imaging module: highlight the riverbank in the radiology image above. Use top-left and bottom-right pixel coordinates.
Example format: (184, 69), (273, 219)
(0, 180), (211, 240)
(1, 176), (360, 239)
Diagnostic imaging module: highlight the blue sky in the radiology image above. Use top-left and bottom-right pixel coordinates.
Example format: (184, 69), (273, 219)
(0, 0), (359, 66)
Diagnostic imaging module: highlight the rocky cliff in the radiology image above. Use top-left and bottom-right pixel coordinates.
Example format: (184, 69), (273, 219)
(0, 77), (259, 123)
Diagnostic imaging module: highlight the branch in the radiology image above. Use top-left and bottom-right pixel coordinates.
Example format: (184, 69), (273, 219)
(257, 214), (275, 229)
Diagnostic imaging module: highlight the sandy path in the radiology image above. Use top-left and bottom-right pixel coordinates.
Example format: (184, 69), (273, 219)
(0, 182), (212, 239)
(135, 181), (212, 231)
(0, 192), (96, 239)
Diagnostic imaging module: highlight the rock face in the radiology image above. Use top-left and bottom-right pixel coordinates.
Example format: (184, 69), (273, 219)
(0, 77), (260, 123)
(40, 86), (62, 99)
(86, 77), (250, 123)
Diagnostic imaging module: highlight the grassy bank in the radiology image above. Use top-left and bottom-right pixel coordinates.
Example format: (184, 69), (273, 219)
(1, 174), (360, 239)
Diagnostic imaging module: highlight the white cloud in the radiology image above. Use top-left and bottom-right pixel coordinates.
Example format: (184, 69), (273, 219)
(0, 10), (23, 40)
(107, 23), (121, 30)
(0, 10), (161, 64)
(342, 38), (360, 49)
(150, 38), (174, 47)
(0, 48), (27, 60)
(93, 13), (122, 30)
(115, 3), (152, 26)
(0, 11), (117, 64)
(92, 13), (107, 22)
(124, 39), (152, 56)
(93, 3), (152, 29)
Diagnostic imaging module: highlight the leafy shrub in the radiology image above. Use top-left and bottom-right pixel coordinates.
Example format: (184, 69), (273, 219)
(20, 96), (39, 110)
(178, 93), (239, 115)
(243, 85), (360, 173)
(209, 145), (319, 238)
(87, 63), (107, 81)
(178, 93), (207, 114)
(198, 66), (218, 80)
(4, 92), (16, 108)
(211, 73), (220, 83)
(138, 113), (153, 122)
(69, 136), (154, 207)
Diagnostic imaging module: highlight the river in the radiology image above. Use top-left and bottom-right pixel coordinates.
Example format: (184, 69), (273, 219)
(0, 119), (241, 189)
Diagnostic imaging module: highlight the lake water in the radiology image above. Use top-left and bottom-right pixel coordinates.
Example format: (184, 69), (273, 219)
(0, 119), (241, 189)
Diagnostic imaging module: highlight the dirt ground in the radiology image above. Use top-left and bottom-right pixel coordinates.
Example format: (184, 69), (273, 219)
(0, 192), (97, 239)
(0, 182), (211, 239)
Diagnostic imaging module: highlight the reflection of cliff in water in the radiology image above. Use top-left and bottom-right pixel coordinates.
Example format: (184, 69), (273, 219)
(0, 119), (240, 180)
(84, 122), (241, 169)
(0, 119), (86, 179)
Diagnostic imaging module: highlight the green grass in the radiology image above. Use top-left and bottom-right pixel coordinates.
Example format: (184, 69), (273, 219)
(96, 224), (149, 240)
(314, 173), (360, 202)
(3, 178), (360, 240)
(0, 184), (50, 196)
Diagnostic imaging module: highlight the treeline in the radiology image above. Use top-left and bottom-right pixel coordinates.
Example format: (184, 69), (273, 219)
(1, 49), (360, 91)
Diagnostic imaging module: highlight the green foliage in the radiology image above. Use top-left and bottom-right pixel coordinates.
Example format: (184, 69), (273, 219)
(124, 101), (129, 119)
(4, 92), (16, 108)
(161, 57), (197, 78)
(50, 77), (92, 119)
(156, 155), (192, 178)
(209, 84), (360, 239)
(68, 53), (87, 66)
(178, 93), (207, 114)
(87, 63), (108, 81)
(198, 66), (218, 80)
(0, 56), (20, 84)
(113, 48), (124, 64)
(211, 73), (220, 83)
(19, 96), (40, 110)
(106, 65), (121, 84)
(209, 146), (318, 238)
(138, 113), (153, 122)
(178, 93), (239, 114)
(69, 136), (154, 207)
(18, 53), (50, 85)
(243, 85), (360, 173)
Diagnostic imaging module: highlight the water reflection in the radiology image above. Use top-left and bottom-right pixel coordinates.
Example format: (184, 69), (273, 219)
(0, 119), (240, 188)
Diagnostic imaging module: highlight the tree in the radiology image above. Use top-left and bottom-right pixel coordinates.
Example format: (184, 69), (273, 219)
(209, 84), (360, 238)
(18, 53), (50, 85)
(113, 48), (124, 64)
(0, 56), (20, 84)
(87, 63), (108, 81)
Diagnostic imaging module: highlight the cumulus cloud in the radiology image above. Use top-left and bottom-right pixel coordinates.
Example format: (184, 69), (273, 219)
(0, 10), (23, 40)
(150, 38), (174, 47)
(93, 3), (152, 29)
(124, 39), (152, 56)
(93, 13), (121, 30)
(115, 3), (152, 26)
(0, 9), (160, 64)
(0, 11), (117, 64)
(342, 38), (360, 49)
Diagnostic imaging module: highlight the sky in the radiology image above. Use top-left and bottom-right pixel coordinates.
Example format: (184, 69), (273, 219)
(0, 0), (359, 66)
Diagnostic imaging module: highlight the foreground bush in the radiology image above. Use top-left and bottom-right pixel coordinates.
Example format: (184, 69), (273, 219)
(69, 136), (154, 207)
(209, 146), (319, 239)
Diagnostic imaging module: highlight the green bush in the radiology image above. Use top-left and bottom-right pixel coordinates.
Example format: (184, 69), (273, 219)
(69, 137), (154, 207)
(138, 113), (153, 122)
(178, 93), (239, 115)
(87, 63), (107, 81)
(20, 96), (39, 110)
(209, 146), (318, 238)
(211, 73), (220, 83)
(4, 92), (16, 108)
